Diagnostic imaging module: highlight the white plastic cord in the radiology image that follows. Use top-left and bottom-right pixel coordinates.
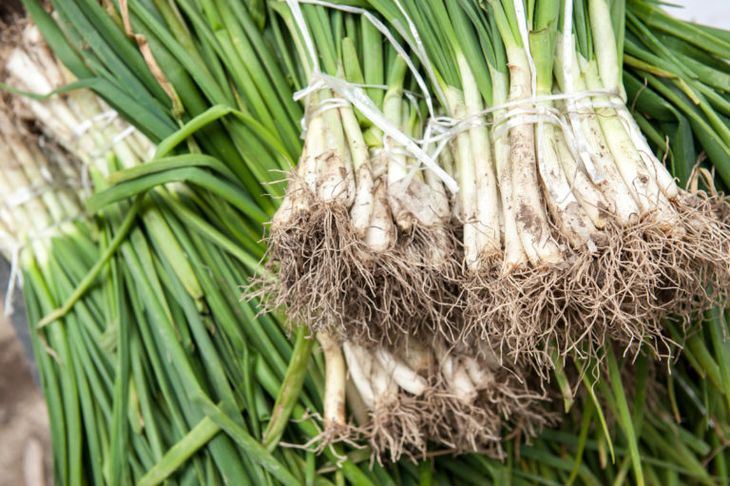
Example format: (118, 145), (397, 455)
(0, 217), (79, 318)
(419, 89), (624, 163)
(298, 84), (422, 136)
(73, 110), (118, 137)
(286, 0), (459, 193)
(2, 182), (79, 211)
(294, 0), (437, 120)
(1, 178), (84, 317)
(1, 237), (21, 318)
(109, 125), (137, 150)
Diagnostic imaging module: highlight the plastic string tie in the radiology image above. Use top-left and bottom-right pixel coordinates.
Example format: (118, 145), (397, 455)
(286, 0), (458, 193)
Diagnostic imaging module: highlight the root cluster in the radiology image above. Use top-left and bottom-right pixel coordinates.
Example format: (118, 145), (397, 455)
(464, 192), (730, 367)
(313, 339), (553, 463)
(254, 193), (460, 345)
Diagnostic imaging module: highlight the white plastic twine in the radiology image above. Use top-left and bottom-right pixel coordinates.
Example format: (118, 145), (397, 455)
(1, 236), (21, 318)
(73, 110), (118, 138)
(0, 212), (84, 318)
(421, 91), (583, 166)
(109, 125), (136, 151)
(285, 0), (458, 193)
(1, 205), (25, 318)
(1, 170), (85, 317)
(1, 175), (85, 213)
(293, 0), (437, 121)
(303, 83), (423, 120)
(76, 111), (137, 169)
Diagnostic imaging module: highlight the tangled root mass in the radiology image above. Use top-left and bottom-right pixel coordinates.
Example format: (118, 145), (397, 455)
(250, 195), (461, 347)
(327, 347), (551, 463)
(465, 191), (730, 368)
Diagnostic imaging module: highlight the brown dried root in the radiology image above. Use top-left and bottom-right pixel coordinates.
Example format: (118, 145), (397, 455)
(361, 224), (460, 344)
(253, 194), (357, 330)
(415, 347), (551, 459)
(305, 420), (365, 456)
(339, 339), (550, 463)
(251, 181), (460, 346)
(282, 408), (365, 462)
(466, 258), (578, 369)
(663, 193), (730, 312)
(429, 344), (553, 452)
(460, 251), (502, 344)
(469, 234), (672, 368)
(367, 394), (428, 463)
(467, 191), (730, 369)
(576, 193), (730, 358)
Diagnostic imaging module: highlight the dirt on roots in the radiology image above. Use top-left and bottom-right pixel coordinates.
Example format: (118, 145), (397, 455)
(251, 198), (461, 347)
(464, 191), (730, 370)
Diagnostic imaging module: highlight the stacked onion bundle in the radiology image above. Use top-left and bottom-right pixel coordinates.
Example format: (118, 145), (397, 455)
(259, 3), (460, 346)
(339, 338), (548, 460)
(7, 0), (730, 477)
(466, 0), (730, 365)
(0, 100), (86, 286)
(366, 0), (730, 367)
(9, 7), (547, 463)
(260, 2), (549, 458)
(316, 330), (548, 460)
(260, 0), (730, 457)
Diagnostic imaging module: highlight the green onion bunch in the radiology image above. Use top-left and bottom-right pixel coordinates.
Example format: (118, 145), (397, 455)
(4, 7), (539, 475)
(3, 19), (373, 485)
(359, 0), (730, 370)
(260, 0), (461, 346)
(261, 1), (550, 458)
(0, 98), (99, 486)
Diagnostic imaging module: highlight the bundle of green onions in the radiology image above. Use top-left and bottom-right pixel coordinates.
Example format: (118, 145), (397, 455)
(258, 1), (461, 346)
(3, 21), (352, 484)
(258, 2), (730, 460)
(260, 1), (550, 457)
(0, 98), (98, 486)
(355, 0), (730, 368)
(5, 0), (730, 482)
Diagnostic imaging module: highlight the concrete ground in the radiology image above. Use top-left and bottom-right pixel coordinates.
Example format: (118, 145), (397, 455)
(0, 309), (51, 486)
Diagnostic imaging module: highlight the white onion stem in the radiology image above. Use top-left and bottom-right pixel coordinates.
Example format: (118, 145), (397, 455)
(318, 332), (347, 429)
